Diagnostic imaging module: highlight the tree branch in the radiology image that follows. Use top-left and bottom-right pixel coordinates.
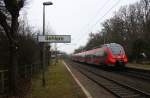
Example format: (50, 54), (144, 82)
(4, 0), (25, 16)
(0, 10), (12, 41)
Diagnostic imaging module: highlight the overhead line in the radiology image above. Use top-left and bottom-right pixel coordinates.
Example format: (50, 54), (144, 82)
(75, 0), (121, 44)
(77, 0), (110, 34)
(74, 0), (111, 44)
(89, 0), (121, 31)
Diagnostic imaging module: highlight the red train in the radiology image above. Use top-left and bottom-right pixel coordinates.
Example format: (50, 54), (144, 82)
(72, 43), (128, 67)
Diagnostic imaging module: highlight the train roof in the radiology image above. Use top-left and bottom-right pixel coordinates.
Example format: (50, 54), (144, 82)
(102, 43), (122, 47)
(73, 43), (122, 55)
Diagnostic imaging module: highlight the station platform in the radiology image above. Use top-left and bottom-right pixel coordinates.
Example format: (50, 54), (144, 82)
(25, 60), (86, 98)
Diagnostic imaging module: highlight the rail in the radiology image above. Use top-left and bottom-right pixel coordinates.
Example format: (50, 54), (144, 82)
(70, 61), (150, 98)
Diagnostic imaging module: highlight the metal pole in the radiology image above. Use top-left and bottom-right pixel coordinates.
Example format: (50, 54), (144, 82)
(42, 5), (46, 87)
(103, 32), (105, 44)
(55, 43), (57, 65)
(42, 1), (53, 87)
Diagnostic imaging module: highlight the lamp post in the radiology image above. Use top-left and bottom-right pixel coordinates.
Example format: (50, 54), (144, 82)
(42, 1), (53, 87)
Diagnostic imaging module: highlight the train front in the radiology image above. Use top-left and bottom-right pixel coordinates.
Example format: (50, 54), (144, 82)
(107, 43), (128, 67)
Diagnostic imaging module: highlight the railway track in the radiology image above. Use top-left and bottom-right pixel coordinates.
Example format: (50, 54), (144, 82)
(68, 61), (150, 98)
(118, 68), (150, 81)
(74, 61), (150, 81)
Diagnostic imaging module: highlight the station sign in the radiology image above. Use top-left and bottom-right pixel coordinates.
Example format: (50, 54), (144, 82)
(38, 35), (71, 43)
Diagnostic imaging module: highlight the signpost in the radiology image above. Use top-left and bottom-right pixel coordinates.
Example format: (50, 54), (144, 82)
(38, 34), (71, 87)
(38, 35), (71, 43)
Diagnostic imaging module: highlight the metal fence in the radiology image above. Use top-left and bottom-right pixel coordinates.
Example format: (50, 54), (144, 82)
(0, 64), (42, 95)
(0, 69), (8, 94)
(18, 64), (41, 78)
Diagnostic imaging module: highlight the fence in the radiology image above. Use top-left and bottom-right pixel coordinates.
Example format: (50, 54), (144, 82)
(0, 64), (42, 95)
(18, 64), (42, 78)
(0, 69), (8, 94)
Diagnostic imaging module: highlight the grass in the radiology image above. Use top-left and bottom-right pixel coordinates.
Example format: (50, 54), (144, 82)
(25, 60), (86, 98)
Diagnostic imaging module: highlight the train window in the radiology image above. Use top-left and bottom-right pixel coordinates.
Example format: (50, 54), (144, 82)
(95, 49), (104, 56)
(104, 51), (107, 57)
(85, 54), (91, 58)
(93, 54), (97, 58)
(110, 45), (123, 55)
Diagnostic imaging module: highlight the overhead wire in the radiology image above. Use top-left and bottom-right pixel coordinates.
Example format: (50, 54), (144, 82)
(74, 0), (110, 42)
(75, 0), (121, 44)
(88, 0), (121, 32)
(76, 0), (110, 35)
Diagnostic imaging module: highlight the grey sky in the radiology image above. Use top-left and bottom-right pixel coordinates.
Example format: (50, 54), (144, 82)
(22, 0), (140, 54)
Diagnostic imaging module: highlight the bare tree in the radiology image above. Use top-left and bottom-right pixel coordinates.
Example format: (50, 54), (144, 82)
(0, 0), (26, 95)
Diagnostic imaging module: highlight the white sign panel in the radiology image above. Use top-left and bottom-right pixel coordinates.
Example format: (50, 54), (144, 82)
(38, 35), (71, 43)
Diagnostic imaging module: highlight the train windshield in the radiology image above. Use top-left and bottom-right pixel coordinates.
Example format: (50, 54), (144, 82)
(110, 45), (124, 55)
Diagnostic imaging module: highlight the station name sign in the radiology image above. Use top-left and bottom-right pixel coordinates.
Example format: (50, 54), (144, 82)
(38, 35), (71, 43)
